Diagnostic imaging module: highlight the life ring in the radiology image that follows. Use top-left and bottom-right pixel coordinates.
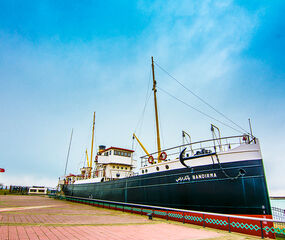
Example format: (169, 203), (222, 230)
(148, 155), (154, 164)
(159, 151), (167, 161)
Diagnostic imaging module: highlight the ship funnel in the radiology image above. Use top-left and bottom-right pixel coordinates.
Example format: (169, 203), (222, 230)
(99, 145), (106, 153)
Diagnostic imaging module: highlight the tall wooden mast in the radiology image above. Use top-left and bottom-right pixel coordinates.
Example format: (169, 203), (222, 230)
(151, 56), (162, 162)
(90, 112), (95, 170)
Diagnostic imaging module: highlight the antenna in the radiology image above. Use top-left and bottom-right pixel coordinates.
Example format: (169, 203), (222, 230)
(64, 128), (73, 176)
(248, 118), (253, 137)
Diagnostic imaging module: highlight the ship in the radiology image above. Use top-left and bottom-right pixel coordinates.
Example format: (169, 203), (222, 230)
(60, 57), (272, 219)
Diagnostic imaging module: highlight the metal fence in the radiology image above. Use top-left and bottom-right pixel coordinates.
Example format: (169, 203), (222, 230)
(50, 195), (285, 239)
(272, 206), (285, 222)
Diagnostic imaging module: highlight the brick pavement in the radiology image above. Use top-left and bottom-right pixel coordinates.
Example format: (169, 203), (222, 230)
(0, 195), (258, 240)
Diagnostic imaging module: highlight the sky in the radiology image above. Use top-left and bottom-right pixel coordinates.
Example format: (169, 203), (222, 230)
(0, 0), (284, 196)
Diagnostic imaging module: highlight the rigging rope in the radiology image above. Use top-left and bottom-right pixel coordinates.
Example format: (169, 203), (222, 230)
(158, 86), (245, 134)
(133, 68), (152, 152)
(154, 61), (250, 135)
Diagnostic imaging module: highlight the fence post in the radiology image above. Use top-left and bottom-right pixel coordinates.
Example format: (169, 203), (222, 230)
(228, 217), (231, 233)
(203, 214), (205, 228)
(260, 221), (264, 239)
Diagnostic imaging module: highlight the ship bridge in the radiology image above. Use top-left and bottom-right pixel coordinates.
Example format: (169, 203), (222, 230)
(95, 146), (136, 180)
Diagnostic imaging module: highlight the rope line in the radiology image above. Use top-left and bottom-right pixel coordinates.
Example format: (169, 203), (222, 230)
(154, 61), (250, 135)
(158, 86), (244, 134)
(133, 67), (152, 152)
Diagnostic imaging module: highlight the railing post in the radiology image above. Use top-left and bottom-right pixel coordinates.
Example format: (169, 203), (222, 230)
(183, 211), (185, 224)
(260, 221), (264, 239)
(203, 214), (205, 228)
(166, 210), (168, 221)
(228, 217), (231, 233)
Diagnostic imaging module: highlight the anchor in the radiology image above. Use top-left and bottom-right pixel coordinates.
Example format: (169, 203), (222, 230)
(179, 148), (216, 168)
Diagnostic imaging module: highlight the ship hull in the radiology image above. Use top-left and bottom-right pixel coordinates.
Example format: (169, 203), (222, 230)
(62, 158), (271, 216)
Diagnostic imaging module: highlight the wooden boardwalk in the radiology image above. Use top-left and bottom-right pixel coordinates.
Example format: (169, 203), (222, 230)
(0, 195), (258, 240)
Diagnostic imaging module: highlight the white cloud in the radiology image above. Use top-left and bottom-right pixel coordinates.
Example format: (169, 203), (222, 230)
(0, 0), (284, 197)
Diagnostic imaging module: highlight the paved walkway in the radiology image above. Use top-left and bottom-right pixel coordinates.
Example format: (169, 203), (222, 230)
(0, 195), (257, 240)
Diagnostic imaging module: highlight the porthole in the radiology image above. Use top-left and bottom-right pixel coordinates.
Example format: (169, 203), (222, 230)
(125, 167), (127, 170)
(165, 165), (169, 169)
(113, 166), (115, 168)
(117, 166), (119, 169)
(145, 169), (148, 173)
(142, 170), (144, 174)
(156, 167), (159, 171)
(121, 167), (123, 169)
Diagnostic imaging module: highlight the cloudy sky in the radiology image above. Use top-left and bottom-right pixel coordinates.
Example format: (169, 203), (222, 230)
(0, 0), (284, 195)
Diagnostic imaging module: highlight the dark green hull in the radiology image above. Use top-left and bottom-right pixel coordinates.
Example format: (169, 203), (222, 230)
(63, 159), (271, 215)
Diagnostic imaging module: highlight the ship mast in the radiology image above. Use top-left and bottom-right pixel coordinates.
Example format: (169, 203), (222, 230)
(151, 56), (162, 162)
(90, 112), (95, 172)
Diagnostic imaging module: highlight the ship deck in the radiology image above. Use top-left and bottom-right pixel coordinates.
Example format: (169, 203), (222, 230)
(0, 195), (260, 240)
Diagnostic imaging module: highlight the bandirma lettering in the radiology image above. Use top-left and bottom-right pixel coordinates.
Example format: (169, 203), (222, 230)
(176, 172), (217, 182)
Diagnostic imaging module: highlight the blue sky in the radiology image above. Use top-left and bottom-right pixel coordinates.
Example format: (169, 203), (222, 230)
(0, 0), (284, 195)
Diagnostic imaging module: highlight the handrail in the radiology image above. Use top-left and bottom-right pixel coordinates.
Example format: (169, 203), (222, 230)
(51, 194), (284, 238)
(63, 195), (283, 223)
(140, 135), (248, 159)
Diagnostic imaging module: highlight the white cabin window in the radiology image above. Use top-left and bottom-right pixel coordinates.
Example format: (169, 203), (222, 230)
(128, 153), (131, 157)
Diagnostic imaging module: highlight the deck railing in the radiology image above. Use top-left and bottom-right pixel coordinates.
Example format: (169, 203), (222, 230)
(50, 194), (285, 239)
(140, 135), (252, 167)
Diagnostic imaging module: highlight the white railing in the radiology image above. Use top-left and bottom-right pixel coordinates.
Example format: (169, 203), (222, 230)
(140, 135), (253, 167)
